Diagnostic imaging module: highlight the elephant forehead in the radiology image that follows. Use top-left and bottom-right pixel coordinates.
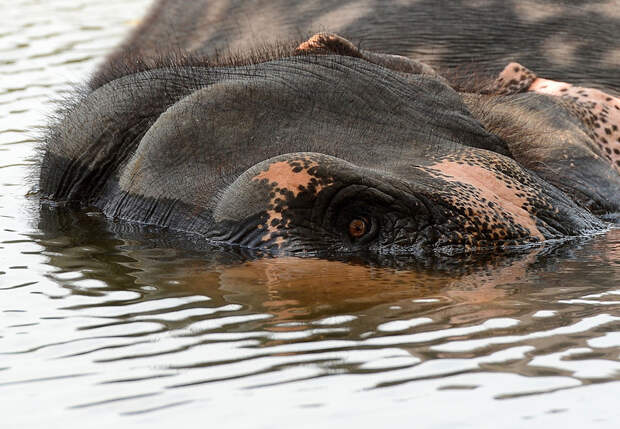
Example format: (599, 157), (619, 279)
(423, 159), (546, 241)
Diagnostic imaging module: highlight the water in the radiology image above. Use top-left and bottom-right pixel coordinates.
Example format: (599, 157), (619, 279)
(1, 1), (619, 427)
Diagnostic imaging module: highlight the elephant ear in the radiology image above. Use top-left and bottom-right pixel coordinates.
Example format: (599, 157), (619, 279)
(463, 63), (620, 214)
(492, 62), (620, 175)
(528, 75), (620, 175)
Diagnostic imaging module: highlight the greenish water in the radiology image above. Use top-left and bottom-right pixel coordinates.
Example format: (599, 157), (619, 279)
(1, 1), (619, 427)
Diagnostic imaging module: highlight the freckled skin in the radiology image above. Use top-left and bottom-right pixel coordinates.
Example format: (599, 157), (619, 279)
(37, 1), (619, 257)
(496, 62), (620, 173)
(252, 159), (332, 241)
(424, 160), (545, 243)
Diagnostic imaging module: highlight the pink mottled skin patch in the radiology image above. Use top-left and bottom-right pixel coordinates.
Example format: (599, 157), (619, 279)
(426, 160), (545, 241)
(529, 77), (620, 173)
(496, 62), (620, 173)
(252, 159), (329, 246)
(528, 77), (571, 93)
(253, 161), (324, 198)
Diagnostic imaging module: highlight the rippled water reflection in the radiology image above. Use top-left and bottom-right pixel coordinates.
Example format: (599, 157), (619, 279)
(1, 1), (619, 427)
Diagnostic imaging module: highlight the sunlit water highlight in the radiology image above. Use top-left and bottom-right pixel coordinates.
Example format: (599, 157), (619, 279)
(1, 1), (619, 427)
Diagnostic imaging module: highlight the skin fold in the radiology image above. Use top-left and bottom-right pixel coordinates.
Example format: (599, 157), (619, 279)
(38, 1), (619, 257)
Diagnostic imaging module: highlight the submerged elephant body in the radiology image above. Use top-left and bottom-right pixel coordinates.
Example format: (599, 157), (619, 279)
(96, 0), (620, 92)
(38, 0), (619, 256)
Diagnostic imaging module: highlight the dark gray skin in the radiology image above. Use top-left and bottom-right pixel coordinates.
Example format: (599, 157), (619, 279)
(96, 0), (620, 93)
(38, 1), (619, 257)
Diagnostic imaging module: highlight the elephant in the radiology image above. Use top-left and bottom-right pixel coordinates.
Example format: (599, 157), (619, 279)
(37, 0), (619, 257)
(93, 0), (620, 93)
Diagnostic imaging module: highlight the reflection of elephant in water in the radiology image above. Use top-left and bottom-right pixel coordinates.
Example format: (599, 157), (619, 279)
(38, 0), (619, 257)
(36, 207), (616, 326)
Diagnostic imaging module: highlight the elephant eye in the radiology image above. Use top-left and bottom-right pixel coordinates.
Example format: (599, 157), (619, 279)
(348, 217), (369, 238)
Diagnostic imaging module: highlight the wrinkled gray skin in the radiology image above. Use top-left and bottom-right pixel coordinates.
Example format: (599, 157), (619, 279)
(38, 0), (619, 257)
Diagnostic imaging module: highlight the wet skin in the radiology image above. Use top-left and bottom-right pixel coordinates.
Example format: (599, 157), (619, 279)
(38, 4), (620, 257)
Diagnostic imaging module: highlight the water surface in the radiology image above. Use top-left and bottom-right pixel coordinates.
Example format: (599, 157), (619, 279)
(1, 1), (619, 427)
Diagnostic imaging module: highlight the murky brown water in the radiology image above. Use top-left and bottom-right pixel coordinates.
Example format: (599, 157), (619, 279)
(1, 1), (619, 427)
